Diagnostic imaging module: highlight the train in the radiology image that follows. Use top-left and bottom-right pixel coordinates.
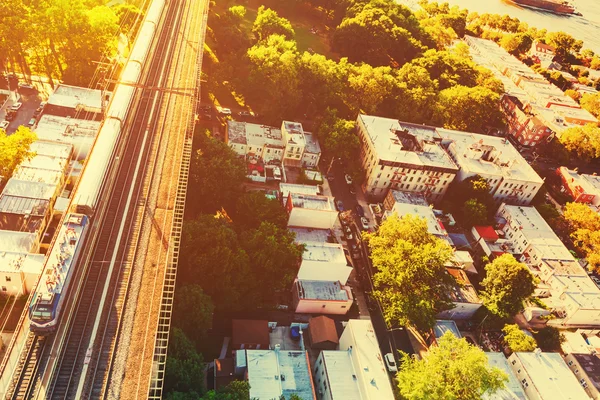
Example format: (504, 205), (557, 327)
(29, 0), (167, 335)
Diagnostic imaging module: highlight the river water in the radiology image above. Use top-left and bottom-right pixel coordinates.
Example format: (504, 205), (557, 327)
(399, 0), (600, 53)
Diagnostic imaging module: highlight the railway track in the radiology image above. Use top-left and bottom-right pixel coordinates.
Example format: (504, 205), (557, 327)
(4, 334), (45, 400)
(41, 1), (187, 399)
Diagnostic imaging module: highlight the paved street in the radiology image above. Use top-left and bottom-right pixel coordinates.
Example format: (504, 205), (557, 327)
(323, 159), (415, 362)
(0, 87), (43, 135)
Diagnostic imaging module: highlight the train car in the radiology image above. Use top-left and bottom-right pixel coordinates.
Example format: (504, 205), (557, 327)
(71, 0), (166, 216)
(29, 214), (89, 335)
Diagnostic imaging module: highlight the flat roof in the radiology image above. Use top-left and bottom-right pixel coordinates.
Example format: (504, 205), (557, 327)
(387, 192), (447, 237)
(321, 351), (361, 400)
(35, 115), (100, 140)
(483, 353), (527, 400)
(19, 154), (67, 173)
(47, 84), (104, 110)
(303, 132), (321, 154)
(12, 165), (63, 185)
(340, 320), (395, 400)
(290, 193), (335, 211)
(30, 140), (73, 159)
(246, 349), (314, 400)
(296, 280), (350, 301)
(446, 267), (481, 304)
(542, 260), (587, 276)
(302, 242), (346, 264)
(500, 205), (574, 262)
(357, 115), (458, 172)
(0, 230), (37, 253)
(388, 189), (429, 206)
(279, 183), (319, 200)
(0, 212), (43, 233)
(0, 251), (45, 274)
(0, 195), (49, 216)
(438, 128), (543, 185)
(289, 227), (330, 244)
(227, 121), (283, 147)
(513, 352), (589, 399)
(283, 121), (306, 146)
(571, 353), (600, 390)
(3, 180), (57, 200)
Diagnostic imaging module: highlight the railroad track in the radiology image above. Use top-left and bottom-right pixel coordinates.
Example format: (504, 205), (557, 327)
(42, 1), (187, 399)
(4, 334), (45, 400)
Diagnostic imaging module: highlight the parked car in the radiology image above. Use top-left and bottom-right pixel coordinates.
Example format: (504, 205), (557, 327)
(5, 110), (15, 121)
(355, 204), (365, 217)
(336, 200), (345, 212)
(200, 104), (211, 112)
(18, 83), (34, 90)
(27, 118), (36, 127)
(238, 110), (252, 117)
(345, 174), (353, 185)
(202, 113), (212, 120)
(290, 326), (301, 341)
(384, 353), (397, 372)
(10, 102), (23, 110)
(360, 217), (369, 230)
(0, 121), (9, 130)
(217, 106), (232, 115)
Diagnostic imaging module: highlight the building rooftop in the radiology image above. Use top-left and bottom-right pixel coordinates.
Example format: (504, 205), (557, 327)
(289, 227), (331, 244)
(0, 195), (49, 217)
(501, 205), (574, 261)
(30, 140), (73, 159)
(308, 316), (339, 346)
(512, 351), (589, 400)
(303, 132), (321, 154)
(320, 351), (361, 400)
(341, 320), (395, 399)
(483, 353), (527, 400)
(2, 180), (57, 200)
(0, 231), (37, 253)
(474, 226), (500, 242)
(445, 267), (481, 304)
(35, 115), (100, 141)
(0, 251), (45, 274)
(289, 193), (336, 211)
(283, 121), (306, 146)
(245, 349), (315, 400)
(227, 121), (283, 147)
(438, 128), (543, 185)
(12, 166), (63, 186)
(357, 115), (459, 173)
(279, 183), (319, 202)
(296, 280), (350, 301)
(47, 84), (104, 111)
(386, 191), (447, 237)
(19, 154), (67, 173)
(542, 260), (587, 276)
(302, 242), (346, 264)
(571, 353), (600, 391)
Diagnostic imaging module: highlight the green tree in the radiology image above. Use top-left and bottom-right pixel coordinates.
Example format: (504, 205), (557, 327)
(435, 85), (503, 132)
(545, 31), (583, 60)
(172, 285), (214, 345)
(165, 328), (205, 397)
(559, 124), (600, 161)
(246, 35), (301, 123)
(179, 215), (250, 310)
(366, 214), (455, 331)
(580, 93), (600, 118)
(533, 327), (564, 352)
(187, 132), (246, 216)
(564, 202), (600, 271)
(234, 191), (288, 231)
(502, 324), (537, 352)
(252, 6), (295, 41)
(412, 49), (479, 90)
(0, 126), (37, 181)
(480, 254), (536, 318)
(240, 222), (304, 307)
(346, 63), (397, 115)
(397, 331), (507, 400)
(314, 109), (360, 172)
(499, 33), (532, 55)
(201, 380), (250, 400)
(392, 63), (438, 123)
(113, 3), (144, 39)
(463, 198), (488, 227)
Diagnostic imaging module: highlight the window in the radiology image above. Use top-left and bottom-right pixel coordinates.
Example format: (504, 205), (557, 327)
(1, 286), (5, 292)
(5, 276), (11, 282)
(512, 360), (517, 365)
(521, 379), (527, 385)
(322, 305), (326, 308)
(267, 149), (270, 153)
(341, 305), (347, 308)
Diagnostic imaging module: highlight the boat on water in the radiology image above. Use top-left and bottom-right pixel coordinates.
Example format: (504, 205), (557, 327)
(508, 0), (582, 16)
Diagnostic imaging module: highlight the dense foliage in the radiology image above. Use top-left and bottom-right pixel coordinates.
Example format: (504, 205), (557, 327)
(365, 214), (455, 331)
(397, 331), (507, 400)
(502, 324), (537, 353)
(563, 202), (600, 271)
(0, 127), (37, 182)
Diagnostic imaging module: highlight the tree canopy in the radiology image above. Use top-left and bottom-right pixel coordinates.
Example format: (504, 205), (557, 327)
(0, 126), (37, 182)
(580, 93), (600, 118)
(201, 381), (250, 400)
(502, 324), (537, 352)
(366, 214), (455, 331)
(563, 202), (600, 271)
(172, 285), (214, 346)
(559, 124), (600, 160)
(233, 191), (288, 231)
(533, 327), (564, 352)
(434, 85), (503, 132)
(480, 254), (536, 318)
(397, 331), (507, 400)
(164, 328), (205, 397)
(252, 6), (295, 42)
